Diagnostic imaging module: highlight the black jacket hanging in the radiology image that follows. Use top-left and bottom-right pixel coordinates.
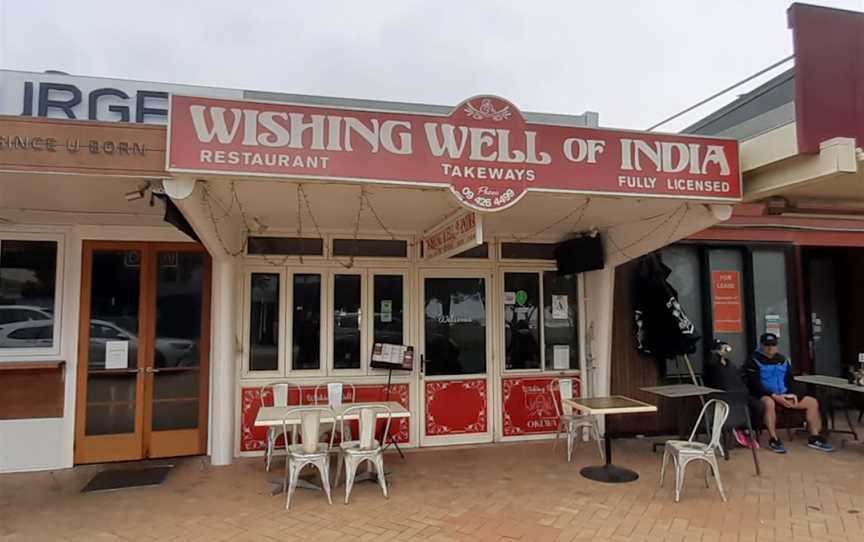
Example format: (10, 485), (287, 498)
(633, 253), (700, 364)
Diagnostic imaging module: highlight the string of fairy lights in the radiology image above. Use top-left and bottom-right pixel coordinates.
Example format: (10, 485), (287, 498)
(198, 180), (700, 265)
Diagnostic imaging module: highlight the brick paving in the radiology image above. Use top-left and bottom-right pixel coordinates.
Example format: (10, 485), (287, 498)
(2, 435), (864, 542)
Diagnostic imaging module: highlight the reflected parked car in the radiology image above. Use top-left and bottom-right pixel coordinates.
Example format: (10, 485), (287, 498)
(0, 305), (53, 325)
(0, 319), (54, 348)
(88, 319), (199, 368)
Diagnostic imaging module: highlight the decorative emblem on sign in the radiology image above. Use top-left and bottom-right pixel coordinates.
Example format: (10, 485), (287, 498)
(463, 98), (512, 122)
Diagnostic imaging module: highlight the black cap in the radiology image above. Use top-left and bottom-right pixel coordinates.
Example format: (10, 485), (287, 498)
(760, 333), (779, 346)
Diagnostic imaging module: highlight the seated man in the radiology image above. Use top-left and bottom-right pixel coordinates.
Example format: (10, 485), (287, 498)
(743, 333), (833, 453)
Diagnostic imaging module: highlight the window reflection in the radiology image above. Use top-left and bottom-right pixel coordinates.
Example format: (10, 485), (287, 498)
(249, 273), (279, 371)
(504, 273), (541, 370)
(0, 240), (57, 349)
(424, 278), (486, 376)
(333, 274), (361, 369)
(293, 274), (321, 370)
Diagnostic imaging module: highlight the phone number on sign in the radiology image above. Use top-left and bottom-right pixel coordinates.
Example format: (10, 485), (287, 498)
(460, 187), (518, 209)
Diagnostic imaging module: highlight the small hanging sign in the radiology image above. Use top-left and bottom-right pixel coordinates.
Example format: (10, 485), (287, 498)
(421, 210), (482, 260)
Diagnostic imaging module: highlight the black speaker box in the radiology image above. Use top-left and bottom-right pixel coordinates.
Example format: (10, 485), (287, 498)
(554, 234), (604, 275)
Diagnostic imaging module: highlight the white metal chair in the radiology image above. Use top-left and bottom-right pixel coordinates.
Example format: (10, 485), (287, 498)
(313, 382), (357, 442)
(260, 381), (302, 472)
(282, 406), (336, 510)
(312, 382), (357, 407)
(550, 379), (604, 462)
(660, 399), (729, 503)
(334, 404), (392, 504)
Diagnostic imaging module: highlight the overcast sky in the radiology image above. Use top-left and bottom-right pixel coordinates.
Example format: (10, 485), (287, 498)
(1, 0), (862, 130)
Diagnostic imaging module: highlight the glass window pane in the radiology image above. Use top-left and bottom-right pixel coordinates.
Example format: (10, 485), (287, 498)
(374, 275), (404, 346)
(247, 237), (323, 256)
(0, 240), (57, 348)
(708, 248), (748, 365)
(88, 251), (140, 371)
(332, 239), (407, 258)
(333, 274), (361, 369)
(543, 272), (580, 370)
(154, 252), (203, 368)
(661, 246), (706, 374)
(249, 273), (279, 371)
(504, 273), (541, 370)
(424, 278), (486, 376)
(501, 242), (556, 260)
(753, 250), (791, 361)
(293, 274), (321, 370)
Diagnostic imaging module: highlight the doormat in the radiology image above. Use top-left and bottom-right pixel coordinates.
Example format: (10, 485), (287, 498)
(82, 465), (173, 493)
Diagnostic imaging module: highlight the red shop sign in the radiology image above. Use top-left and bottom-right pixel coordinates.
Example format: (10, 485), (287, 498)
(167, 94), (741, 212)
(712, 270), (743, 333)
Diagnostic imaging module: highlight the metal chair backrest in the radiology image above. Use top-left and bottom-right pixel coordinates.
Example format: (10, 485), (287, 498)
(281, 406), (336, 454)
(687, 399), (729, 450)
(261, 381), (302, 408)
(549, 378), (575, 417)
(339, 404), (392, 451)
(313, 382), (357, 408)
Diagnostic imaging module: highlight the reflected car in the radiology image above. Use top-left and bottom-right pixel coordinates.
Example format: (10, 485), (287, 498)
(0, 305), (53, 325)
(0, 319), (54, 348)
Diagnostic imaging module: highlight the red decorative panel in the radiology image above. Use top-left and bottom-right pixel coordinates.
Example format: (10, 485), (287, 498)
(240, 383), (410, 452)
(502, 377), (581, 437)
(425, 379), (487, 436)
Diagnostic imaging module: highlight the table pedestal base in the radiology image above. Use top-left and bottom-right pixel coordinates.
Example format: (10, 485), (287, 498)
(580, 464), (639, 483)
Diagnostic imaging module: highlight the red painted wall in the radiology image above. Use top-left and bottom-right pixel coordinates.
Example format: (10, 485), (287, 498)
(240, 383), (410, 452)
(789, 3), (864, 154)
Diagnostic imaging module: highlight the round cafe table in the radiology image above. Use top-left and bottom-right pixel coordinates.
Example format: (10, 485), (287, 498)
(563, 395), (658, 483)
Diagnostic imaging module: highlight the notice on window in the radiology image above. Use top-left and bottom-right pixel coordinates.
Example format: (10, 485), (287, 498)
(552, 295), (568, 320)
(765, 314), (781, 338)
(711, 270), (743, 333)
(105, 341), (129, 370)
(553, 345), (570, 369)
(381, 300), (393, 323)
(327, 382), (343, 408)
(504, 291), (516, 305)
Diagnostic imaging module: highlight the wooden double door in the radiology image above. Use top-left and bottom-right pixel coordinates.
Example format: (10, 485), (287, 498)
(75, 241), (211, 464)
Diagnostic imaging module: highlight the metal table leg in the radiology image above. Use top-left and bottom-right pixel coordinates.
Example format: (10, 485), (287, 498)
(580, 432), (640, 483)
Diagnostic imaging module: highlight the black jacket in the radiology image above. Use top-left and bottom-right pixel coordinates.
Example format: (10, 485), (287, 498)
(633, 254), (700, 363)
(742, 350), (793, 398)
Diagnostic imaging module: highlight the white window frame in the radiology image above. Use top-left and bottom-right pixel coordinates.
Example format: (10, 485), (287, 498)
(0, 233), (65, 360)
(498, 266), (582, 376)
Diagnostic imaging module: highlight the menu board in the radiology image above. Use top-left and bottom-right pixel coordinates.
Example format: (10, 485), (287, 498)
(371, 343), (414, 371)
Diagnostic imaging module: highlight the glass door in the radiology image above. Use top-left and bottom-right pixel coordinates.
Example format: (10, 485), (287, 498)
(75, 242), (210, 464)
(147, 246), (211, 458)
(420, 274), (492, 446)
(75, 242), (148, 463)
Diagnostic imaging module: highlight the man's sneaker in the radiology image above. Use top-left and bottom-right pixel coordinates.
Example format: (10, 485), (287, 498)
(807, 437), (834, 452)
(768, 438), (786, 454)
(733, 428), (748, 447)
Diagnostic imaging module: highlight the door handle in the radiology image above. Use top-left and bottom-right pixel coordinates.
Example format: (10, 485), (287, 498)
(144, 367), (162, 374)
(420, 355), (426, 375)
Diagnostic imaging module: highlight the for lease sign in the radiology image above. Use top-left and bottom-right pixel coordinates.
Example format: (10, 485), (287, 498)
(167, 94), (741, 212)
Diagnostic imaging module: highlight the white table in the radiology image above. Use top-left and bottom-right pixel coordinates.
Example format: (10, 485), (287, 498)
(640, 384), (721, 398)
(255, 401), (410, 495)
(794, 375), (863, 441)
(254, 401), (410, 427)
(564, 396), (657, 483)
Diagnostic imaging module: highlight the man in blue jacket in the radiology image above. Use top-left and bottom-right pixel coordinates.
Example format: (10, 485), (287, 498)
(743, 333), (833, 453)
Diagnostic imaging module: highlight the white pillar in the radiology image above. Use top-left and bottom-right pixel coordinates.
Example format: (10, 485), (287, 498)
(583, 264), (616, 432)
(210, 257), (238, 466)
